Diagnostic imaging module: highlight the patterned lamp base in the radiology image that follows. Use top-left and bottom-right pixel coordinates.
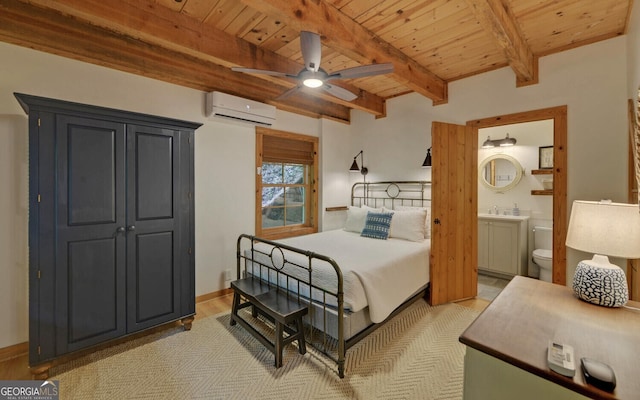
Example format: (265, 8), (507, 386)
(572, 257), (628, 308)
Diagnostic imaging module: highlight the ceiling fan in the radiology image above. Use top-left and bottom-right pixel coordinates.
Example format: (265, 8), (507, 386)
(231, 31), (394, 101)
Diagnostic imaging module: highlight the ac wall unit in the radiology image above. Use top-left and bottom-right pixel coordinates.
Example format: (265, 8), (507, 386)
(205, 91), (276, 126)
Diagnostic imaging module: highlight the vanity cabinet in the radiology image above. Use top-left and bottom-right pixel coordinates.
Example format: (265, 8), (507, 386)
(16, 93), (201, 377)
(478, 215), (529, 277)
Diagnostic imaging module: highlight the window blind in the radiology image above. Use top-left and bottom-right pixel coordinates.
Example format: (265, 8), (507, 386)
(262, 135), (314, 164)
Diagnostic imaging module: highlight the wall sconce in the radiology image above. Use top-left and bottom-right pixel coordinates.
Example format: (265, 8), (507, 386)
(481, 136), (494, 148)
(482, 134), (517, 148)
(349, 150), (368, 177)
(421, 147), (432, 168)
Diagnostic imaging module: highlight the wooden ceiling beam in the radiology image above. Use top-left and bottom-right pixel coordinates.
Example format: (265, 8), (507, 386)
(465, 0), (539, 86)
(10, 0), (384, 117)
(0, 0), (351, 121)
(240, 0), (448, 104)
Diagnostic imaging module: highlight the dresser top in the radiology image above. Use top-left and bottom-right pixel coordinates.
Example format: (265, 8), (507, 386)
(459, 276), (640, 400)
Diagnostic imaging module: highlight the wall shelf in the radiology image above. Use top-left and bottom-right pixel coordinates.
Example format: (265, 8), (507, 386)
(531, 170), (553, 195)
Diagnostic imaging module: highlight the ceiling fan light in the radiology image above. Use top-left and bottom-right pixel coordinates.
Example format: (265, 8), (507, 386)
(303, 78), (323, 88)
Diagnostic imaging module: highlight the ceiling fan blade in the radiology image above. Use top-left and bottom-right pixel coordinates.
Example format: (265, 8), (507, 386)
(300, 31), (322, 72)
(321, 83), (358, 101)
(231, 67), (293, 78)
(327, 62), (394, 80)
(275, 86), (300, 101)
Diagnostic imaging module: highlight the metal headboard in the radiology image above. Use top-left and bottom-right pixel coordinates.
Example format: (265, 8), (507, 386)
(350, 181), (432, 209)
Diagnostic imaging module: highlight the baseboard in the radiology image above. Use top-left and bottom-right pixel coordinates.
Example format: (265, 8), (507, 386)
(0, 341), (28, 362)
(0, 289), (231, 363)
(195, 288), (233, 303)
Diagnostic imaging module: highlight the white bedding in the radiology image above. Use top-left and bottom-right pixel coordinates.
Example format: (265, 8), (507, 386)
(250, 229), (430, 323)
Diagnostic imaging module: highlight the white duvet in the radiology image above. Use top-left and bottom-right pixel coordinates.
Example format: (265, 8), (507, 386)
(250, 230), (430, 323)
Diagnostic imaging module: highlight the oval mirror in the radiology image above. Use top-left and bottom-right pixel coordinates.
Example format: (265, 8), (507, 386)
(479, 154), (524, 192)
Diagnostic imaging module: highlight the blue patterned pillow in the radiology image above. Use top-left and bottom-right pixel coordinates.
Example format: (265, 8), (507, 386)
(360, 212), (394, 240)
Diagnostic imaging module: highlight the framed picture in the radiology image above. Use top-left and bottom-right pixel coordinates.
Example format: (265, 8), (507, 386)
(539, 146), (554, 169)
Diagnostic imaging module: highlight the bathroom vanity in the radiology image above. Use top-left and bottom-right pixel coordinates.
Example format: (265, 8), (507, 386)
(478, 214), (529, 277)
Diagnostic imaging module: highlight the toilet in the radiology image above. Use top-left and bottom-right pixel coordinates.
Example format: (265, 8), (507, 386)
(532, 226), (553, 282)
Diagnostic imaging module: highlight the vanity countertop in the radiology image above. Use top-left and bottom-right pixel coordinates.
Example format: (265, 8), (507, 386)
(478, 213), (530, 221)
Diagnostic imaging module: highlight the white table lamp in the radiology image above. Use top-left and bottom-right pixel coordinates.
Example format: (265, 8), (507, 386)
(565, 200), (640, 307)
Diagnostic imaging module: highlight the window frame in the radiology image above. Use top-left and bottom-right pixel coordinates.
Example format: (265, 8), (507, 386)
(255, 127), (318, 240)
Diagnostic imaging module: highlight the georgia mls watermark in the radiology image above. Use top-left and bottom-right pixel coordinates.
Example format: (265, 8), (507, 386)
(0, 380), (58, 400)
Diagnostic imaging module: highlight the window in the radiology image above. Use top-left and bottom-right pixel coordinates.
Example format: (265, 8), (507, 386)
(256, 127), (318, 239)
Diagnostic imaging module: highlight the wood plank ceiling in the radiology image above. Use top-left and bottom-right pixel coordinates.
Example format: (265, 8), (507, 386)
(0, 0), (632, 122)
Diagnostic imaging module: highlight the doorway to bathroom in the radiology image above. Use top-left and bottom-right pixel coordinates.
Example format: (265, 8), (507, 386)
(478, 120), (553, 282)
(468, 106), (568, 286)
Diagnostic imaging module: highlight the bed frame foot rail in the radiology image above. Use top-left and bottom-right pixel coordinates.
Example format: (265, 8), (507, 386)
(237, 233), (346, 376)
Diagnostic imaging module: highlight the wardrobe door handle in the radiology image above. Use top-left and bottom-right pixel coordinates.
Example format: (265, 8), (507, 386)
(127, 225), (136, 231)
(116, 226), (125, 233)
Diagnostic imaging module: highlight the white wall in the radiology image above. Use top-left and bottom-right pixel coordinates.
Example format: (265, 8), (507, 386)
(319, 118), (352, 231)
(0, 42), (351, 349)
(349, 95), (433, 183)
(625, 0), (640, 295)
(0, 115), (28, 352)
(351, 36), (629, 284)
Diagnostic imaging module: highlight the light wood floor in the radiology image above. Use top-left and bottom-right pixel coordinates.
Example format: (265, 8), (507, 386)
(0, 293), (487, 380)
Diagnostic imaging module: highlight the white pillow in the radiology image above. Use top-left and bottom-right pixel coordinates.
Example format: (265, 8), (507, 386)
(344, 206), (369, 233)
(394, 205), (431, 238)
(383, 207), (427, 242)
(361, 204), (383, 212)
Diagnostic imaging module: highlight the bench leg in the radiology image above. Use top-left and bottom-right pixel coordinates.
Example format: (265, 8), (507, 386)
(274, 321), (284, 368)
(295, 318), (306, 355)
(230, 292), (240, 326)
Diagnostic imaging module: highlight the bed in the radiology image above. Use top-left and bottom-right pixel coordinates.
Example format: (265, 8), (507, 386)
(236, 181), (431, 377)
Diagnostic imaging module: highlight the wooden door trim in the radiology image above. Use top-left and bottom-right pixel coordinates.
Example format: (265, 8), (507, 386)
(467, 105), (568, 285)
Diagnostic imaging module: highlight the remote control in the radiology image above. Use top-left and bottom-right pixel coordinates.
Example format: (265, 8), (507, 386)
(581, 358), (616, 392)
(548, 341), (576, 377)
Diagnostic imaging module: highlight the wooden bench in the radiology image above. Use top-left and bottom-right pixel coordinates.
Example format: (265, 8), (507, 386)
(230, 278), (308, 368)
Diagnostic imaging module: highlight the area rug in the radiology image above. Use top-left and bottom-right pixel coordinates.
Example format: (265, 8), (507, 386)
(51, 300), (479, 399)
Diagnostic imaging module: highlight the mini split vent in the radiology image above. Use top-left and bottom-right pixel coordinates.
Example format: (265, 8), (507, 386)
(205, 91), (276, 126)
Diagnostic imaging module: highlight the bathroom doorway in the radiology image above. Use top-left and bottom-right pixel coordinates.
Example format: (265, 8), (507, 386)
(468, 106), (568, 285)
(478, 120), (553, 281)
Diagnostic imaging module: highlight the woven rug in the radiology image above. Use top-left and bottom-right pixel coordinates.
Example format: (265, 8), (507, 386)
(51, 300), (479, 400)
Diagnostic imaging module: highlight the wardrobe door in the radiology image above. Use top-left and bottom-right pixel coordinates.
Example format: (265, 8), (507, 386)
(55, 115), (127, 354)
(126, 124), (184, 332)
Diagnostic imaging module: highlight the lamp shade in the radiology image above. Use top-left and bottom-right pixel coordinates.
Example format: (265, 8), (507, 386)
(422, 148), (432, 167)
(566, 200), (640, 259)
